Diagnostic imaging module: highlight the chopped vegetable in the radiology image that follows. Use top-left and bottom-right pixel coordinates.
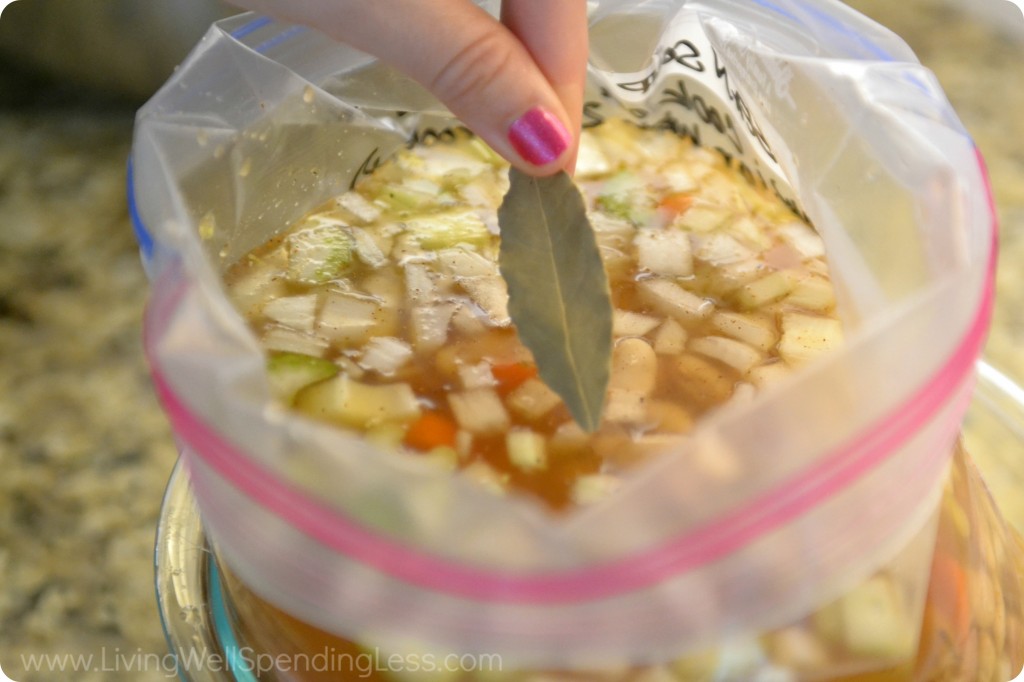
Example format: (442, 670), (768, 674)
(317, 291), (384, 345)
(676, 203), (731, 232)
(411, 302), (458, 354)
(285, 222), (355, 284)
(491, 362), (539, 395)
(262, 294), (317, 333)
(358, 337), (413, 376)
(711, 311), (777, 352)
(506, 377), (562, 421)
(457, 362), (497, 390)
(571, 474), (622, 506)
(448, 388), (510, 434)
(652, 318), (688, 355)
(260, 325), (329, 357)
(637, 278), (714, 321)
(457, 276), (510, 326)
(778, 313), (843, 366)
(787, 274), (836, 312)
(404, 208), (490, 250)
(635, 228), (694, 277)
(335, 190), (382, 223)
(266, 352), (339, 405)
(613, 310), (662, 338)
(688, 335), (763, 374)
(404, 411), (459, 452)
(733, 269), (798, 310)
(507, 429), (547, 472)
(294, 375), (420, 428)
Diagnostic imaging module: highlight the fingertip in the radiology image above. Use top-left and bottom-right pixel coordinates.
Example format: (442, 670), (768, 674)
(505, 106), (577, 176)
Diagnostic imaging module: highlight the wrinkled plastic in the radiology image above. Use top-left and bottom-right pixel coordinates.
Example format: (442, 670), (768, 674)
(131, 0), (1002, 673)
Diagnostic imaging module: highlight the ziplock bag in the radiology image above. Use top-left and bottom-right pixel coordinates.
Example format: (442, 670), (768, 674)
(129, 0), (1018, 678)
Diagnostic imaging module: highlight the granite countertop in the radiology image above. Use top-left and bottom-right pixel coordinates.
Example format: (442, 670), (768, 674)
(0, 3), (1022, 681)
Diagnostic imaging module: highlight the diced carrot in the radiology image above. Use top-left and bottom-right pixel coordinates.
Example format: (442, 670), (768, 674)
(925, 551), (971, 644)
(404, 411), (458, 451)
(491, 362), (538, 395)
(658, 193), (694, 219)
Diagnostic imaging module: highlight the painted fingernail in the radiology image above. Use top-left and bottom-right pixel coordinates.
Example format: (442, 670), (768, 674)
(508, 107), (571, 166)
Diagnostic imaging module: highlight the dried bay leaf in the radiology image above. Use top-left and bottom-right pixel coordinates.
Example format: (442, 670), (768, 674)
(497, 169), (612, 432)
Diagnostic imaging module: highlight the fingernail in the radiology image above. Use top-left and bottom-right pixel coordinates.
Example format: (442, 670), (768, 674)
(508, 107), (571, 166)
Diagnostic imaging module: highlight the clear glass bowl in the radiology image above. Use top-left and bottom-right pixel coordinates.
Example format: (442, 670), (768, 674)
(154, 361), (1024, 682)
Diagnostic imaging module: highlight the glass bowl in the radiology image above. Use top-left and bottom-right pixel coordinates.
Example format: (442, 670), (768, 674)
(154, 360), (1024, 682)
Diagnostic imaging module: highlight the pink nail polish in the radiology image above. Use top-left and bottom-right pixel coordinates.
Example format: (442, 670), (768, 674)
(508, 107), (571, 166)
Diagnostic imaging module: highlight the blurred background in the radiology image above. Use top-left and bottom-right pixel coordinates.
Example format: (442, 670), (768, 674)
(0, 1), (1021, 680)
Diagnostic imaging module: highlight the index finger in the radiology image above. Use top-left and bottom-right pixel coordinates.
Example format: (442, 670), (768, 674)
(501, 0), (590, 169)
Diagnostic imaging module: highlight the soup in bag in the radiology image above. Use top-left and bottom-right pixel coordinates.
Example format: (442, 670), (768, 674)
(130, 1), (1023, 680)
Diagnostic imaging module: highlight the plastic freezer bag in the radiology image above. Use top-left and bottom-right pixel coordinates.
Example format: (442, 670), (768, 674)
(129, 0), (1014, 677)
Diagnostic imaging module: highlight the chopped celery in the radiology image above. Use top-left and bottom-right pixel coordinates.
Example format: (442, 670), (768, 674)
(285, 222), (355, 284)
(778, 313), (843, 366)
(506, 429), (547, 472)
(466, 137), (505, 166)
(266, 352), (338, 405)
(377, 183), (438, 212)
(294, 374), (421, 428)
(596, 171), (655, 225)
(403, 209), (491, 250)
(349, 227), (388, 268)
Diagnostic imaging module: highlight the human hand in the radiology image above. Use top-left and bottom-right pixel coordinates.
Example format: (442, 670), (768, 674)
(227, 0), (588, 176)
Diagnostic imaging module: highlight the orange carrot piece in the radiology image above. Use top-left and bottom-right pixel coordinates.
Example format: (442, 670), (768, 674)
(404, 411), (458, 451)
(658, 193), (694, 219)
(927, 551), (971, 644)
(491, 362), (538, 395)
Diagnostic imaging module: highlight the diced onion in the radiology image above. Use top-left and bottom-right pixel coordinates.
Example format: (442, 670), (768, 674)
(638, 278), (714, 321)
(449, 389), (510, 434)
(262, 294), (317, 333)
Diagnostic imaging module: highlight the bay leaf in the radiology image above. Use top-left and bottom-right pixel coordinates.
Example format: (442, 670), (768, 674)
(497, 168), (613, 432)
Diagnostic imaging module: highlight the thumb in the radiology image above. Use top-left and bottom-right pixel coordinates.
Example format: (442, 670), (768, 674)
(228, 0), (580, 176)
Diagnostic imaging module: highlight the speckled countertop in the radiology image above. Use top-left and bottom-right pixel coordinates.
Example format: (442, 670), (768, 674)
(0, 3), (1021, 681)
